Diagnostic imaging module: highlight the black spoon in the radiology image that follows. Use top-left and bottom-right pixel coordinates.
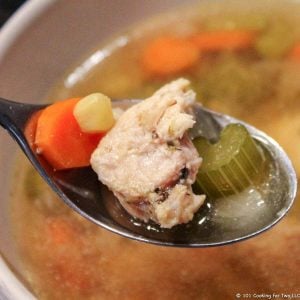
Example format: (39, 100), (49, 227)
(0, 97), (297, 247)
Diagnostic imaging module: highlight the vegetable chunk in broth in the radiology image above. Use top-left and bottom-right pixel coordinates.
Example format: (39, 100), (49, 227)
(10, 0), (300, 299)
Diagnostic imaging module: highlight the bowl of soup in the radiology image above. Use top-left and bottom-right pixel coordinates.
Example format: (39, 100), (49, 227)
(0, 0), (300, 299)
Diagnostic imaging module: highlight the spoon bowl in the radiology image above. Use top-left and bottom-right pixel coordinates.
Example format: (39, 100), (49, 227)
(0, 97), (297, 247)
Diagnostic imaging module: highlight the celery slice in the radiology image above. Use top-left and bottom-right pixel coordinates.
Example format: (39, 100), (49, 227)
(193, 124), (265, 199)
(255, 21), (295, 59)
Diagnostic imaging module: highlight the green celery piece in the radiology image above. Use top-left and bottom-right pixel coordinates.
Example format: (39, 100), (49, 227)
(204, 14), (267, 32)
(255, 21), (295, 59)
(193, 123), (265, 199)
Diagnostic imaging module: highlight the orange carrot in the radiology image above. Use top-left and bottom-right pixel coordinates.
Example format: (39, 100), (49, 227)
(46, 217), (77, 245)
(288, 43), (300, 61)
(142, 36), (200, 77)
(45, 217), (97, 290)
(24, 110), (42, 149)
(35, 98), (104, 170)
(190, 30), (256, 52)
(54, 256), (96, 290)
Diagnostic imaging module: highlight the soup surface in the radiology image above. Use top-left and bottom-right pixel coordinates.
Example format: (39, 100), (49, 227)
(11, 1), (300, 299)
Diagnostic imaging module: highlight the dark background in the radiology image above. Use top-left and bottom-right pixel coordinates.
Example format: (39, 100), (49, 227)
(0, 0), (27, 27)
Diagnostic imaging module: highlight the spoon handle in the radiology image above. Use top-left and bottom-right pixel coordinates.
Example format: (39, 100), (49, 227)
(0, 98), (29, 149)
(0, 98), (47, 171)
(0, 97), (44, 129)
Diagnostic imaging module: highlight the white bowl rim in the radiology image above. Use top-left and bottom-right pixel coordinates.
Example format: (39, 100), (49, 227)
(0, 257), (34, 300)
(0, 1), (56, 299)
(0, 0), (54, 61)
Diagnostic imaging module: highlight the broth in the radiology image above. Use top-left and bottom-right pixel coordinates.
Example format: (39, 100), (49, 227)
(10, 1), (300, 299)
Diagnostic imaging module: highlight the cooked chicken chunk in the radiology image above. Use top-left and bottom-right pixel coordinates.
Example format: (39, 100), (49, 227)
(91, 79), (205, 228)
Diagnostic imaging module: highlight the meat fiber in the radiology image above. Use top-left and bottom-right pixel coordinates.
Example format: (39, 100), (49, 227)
(91, 78), (205, 228)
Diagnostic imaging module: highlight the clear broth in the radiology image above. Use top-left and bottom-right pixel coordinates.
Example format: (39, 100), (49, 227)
(10, 0), (300, 299)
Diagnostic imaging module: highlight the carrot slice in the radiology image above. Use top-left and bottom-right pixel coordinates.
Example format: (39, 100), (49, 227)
(190, 30), (256, 52)
(35, 98), (104, 170)
(54, 256), (97, 290)
(288, 43), (300, 61)
(46, 217), (77, 245)
(142, 36), (200, 77)
(24, 110), (43, 149)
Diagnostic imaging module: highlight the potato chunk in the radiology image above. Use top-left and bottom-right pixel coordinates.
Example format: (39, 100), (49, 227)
(73, 93), (115, 133)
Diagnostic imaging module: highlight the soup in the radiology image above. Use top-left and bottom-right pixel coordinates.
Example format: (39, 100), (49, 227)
(10, 1), (300, 299)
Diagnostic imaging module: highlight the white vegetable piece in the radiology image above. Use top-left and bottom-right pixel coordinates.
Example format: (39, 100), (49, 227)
(73, 93), (115, 133)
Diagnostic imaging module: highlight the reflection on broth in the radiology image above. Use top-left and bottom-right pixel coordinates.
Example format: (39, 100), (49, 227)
(11, 0), (300, 299)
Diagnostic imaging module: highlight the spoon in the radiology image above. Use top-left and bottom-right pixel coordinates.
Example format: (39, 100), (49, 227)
(0, 97), (297, 247)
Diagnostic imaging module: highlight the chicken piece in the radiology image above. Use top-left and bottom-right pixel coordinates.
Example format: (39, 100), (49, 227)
(91, 79), (205, 228)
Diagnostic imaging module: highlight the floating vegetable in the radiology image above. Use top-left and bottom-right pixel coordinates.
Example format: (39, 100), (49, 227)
(255, 22), (295, 59)
(142, 36), (200, 77)
(288, 43), (300, 61)
(190, 30), (256, 52)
